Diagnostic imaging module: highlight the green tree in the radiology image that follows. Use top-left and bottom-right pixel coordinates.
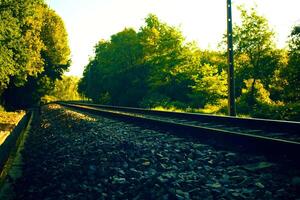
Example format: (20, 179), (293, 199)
(189, 63), (227, 107)
(0, 0), (46, 94)
(138, 14), (198, 107)
(79, 14), (229, 109)
(281, 25), (300, 102)
(79, 28), (147, 106)
(43, 76), (82, 102)
(41, 7), (71, 79)
(2, 3), (71, 109)
(187, 50), (227, 108)
(233, 7), (280, 106)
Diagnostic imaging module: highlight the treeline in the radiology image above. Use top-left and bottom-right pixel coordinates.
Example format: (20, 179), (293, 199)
(0, 0), (70, 110)
(43, 76), (82, 102)
(79, 8), (300, 121)
(79, 14), (227, 108)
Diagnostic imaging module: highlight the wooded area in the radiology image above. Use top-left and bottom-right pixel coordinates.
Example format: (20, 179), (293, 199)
(0, 0), (70, 110)
(78, 8), (300, 121)
(0, 2), (299, 121)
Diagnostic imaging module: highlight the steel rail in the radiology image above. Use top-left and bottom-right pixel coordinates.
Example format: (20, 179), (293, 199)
(60, 102), (300, 163)
(63, 101), (300, 135)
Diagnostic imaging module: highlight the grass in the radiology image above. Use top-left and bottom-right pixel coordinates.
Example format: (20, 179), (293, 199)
(151, 104), (251, 118)
(0, 110), (25, 125)
(151, 105), (227, 116)
(0, 108), (25, 145)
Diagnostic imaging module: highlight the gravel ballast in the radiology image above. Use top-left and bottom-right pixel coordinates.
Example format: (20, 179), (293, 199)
(12, 104), (300, 199)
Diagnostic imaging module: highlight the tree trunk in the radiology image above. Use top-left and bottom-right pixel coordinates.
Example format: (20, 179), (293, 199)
(249, 78), (256, 106)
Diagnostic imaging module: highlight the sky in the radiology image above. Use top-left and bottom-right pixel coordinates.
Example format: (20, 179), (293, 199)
(47, 0), (300, 77)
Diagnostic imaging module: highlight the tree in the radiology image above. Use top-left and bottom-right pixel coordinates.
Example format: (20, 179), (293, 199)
(40, 7), (71, 80)
(281, 25), (300, 103)
(79, 14), (230, 109)
(0, 0), (45, 94)
(189, 63), (227, 107)
(233, 6), (280, 106)
(2, 2), (71, 109)
(138, 14), (198, 107)
(79, 28), (147, 106)
(43, 76), (82, 102)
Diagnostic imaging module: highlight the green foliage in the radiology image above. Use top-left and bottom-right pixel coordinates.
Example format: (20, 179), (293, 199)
(189, 63), (227, 107)
(79, 28), (146, 106)
(235, 77), (300, 121)
(139, 14), (194, 104)
(233, 6), (280, 101)
(237, 79), (274, 114)
(230, 7), (282, 114)
(0, 0), (46, 92)
(236, 101), (300, 121)
(280, 25), (300, 103)
(41, 8), (71, 79)
(2, 3), (299, 120)
(42, 76), (82, 103)
(79, 14), (227, 110)
(277, 103), (300, 121)
(0, 1), (71, 110)
(224, 6), (292, 120)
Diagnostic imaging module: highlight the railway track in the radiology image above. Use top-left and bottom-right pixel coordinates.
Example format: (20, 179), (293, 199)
(10, 104), (300, 199)
(59, 102), (300, 163)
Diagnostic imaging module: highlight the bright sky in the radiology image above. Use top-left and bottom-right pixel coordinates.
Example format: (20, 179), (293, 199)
(47, 0), (300, 77)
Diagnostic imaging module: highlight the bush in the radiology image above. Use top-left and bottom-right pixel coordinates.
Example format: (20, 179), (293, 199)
(139, 94), (171, 108)
(0, 106), (5, 112)
(41, 95), (58, 104)
(240, 101), (300, 121)
(274, 103), (300, 121)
